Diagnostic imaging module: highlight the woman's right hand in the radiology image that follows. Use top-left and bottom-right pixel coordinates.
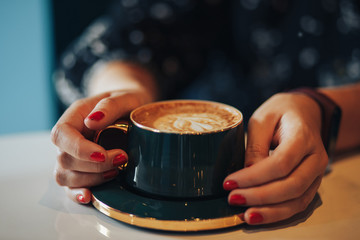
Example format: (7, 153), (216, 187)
(51, 89), (152, 204)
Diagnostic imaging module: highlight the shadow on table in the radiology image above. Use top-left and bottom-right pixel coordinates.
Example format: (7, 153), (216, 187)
(240, 193), (322, 233)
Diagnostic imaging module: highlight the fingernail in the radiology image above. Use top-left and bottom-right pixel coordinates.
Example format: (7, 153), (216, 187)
(76, 194), (86, 204)
(113, 154), (127, 166)
(103, 169), (118, 179)
(248, 212), (264, 224)
(229, 194), (247, 205)
(90, 152), (105, 162)
(223, 180), (238, 191)
(88, 111), (105, 121)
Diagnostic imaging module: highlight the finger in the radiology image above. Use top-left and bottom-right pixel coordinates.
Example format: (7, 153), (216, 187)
(84, 91), (146, 130)
(228, 151), (327, 206)
(225, 133), (312, 188)
(54, 167), (118, 188)
(51, 94), (117, 162)
(57, 149), (128, 173)
(54, 93), (110, 133)
(242, 175), (322, 225)
(65, 187), (92, 204)
(52, 122), (107, 162)
(245, 110), (280, 167)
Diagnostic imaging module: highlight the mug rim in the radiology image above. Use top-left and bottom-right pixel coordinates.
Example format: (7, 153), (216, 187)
(130, 99), (243, 135)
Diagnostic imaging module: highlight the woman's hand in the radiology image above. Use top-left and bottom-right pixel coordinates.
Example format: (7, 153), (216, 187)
(223, 92), (329, 225)
(51, 89), (152, 204)
(52, 61), (157, 204)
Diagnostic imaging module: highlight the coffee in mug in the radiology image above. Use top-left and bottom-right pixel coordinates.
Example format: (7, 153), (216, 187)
(131, 100), (241, 134)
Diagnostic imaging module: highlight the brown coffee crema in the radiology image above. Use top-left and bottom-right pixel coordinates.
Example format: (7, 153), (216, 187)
(131, 100), (242, 134)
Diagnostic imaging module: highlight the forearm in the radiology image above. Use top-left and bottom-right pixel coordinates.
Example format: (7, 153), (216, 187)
(86, 61), (159, 103)
(319, 83), (360, 152)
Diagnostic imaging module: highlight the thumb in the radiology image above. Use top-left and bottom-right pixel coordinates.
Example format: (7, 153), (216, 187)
(245, 114), (279, 167)
(84, 91), (146, 130)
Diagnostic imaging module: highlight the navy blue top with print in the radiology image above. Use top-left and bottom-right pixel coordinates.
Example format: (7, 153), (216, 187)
(54, 0), (360, 121)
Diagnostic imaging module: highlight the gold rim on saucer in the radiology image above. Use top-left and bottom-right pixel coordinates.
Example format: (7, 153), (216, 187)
(92, 195), (244, 232)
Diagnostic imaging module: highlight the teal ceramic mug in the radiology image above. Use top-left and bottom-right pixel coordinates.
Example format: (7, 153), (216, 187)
(94, 100), (245, 199)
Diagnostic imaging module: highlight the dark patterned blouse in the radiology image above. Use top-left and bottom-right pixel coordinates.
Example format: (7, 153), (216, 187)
(54, 0), (360, 121)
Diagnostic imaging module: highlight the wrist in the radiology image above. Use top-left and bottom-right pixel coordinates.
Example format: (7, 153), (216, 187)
(288, 87), (342, 158)
(85, 60), (158, 100)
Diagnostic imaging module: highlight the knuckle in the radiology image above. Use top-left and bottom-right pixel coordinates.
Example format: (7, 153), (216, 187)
(71, 137), (84, 160)
(297, 194), (311, 213)
(247, 114), (261, 127)
(71, 98), (87, 109)
(51, 122), (72, 148)
(73, 139), (81, 159)
(246, 143), (267, 156)
(57, 152), (72, 170)
(293, 178), (320, 214)
(319, 151), (329, 171)
(100, 97), (118, 109)
(297, 124), (318, 151)
(252, 191), (266, 206)
(50, 124), (61, 146)
(54, 169), (67, 186)
(289, 176), (307, 199)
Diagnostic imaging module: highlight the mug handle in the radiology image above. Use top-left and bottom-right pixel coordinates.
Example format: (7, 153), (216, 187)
(94, 120), (129, 170)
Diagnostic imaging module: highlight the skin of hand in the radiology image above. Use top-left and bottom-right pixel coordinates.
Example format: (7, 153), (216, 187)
(51, 61), (157, 204)
(223, 92), (329, 225)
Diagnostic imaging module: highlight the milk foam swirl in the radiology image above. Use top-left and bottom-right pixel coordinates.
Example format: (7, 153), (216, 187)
(131, 100), (242, 134)
(153, 113), (227, 133)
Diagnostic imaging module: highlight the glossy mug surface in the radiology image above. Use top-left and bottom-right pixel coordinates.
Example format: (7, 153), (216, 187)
(95, 100), (245, 199)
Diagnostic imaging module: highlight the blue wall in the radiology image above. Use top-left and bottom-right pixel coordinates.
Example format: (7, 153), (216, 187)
(0, 0), (55, 135)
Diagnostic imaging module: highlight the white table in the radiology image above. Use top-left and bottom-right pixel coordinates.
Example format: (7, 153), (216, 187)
(1, 131), (360, 240)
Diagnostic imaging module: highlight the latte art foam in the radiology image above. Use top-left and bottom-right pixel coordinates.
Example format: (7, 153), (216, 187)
(153, 113), (228, 133)
(131, 100), (242, 134)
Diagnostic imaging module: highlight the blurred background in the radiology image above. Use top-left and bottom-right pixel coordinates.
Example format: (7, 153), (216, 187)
(0, 0), (110, 135)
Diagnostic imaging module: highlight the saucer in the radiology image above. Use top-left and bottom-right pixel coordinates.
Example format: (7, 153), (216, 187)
(91, 178), (245, 232)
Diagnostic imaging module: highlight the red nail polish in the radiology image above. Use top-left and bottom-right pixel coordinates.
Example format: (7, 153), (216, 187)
(248, 212), (264, 224)
(223, 180), (238, 191)
(103, 169), (118, 179)
(90, 152), (105, 162)
(76, 194), (86, 203)
(113, 154), (127, 166)
(229, 194), (247, 205)
(88, 111), (105, 121)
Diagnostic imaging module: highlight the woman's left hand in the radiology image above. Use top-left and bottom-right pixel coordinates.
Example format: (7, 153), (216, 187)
(223, 92), (329, 225)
